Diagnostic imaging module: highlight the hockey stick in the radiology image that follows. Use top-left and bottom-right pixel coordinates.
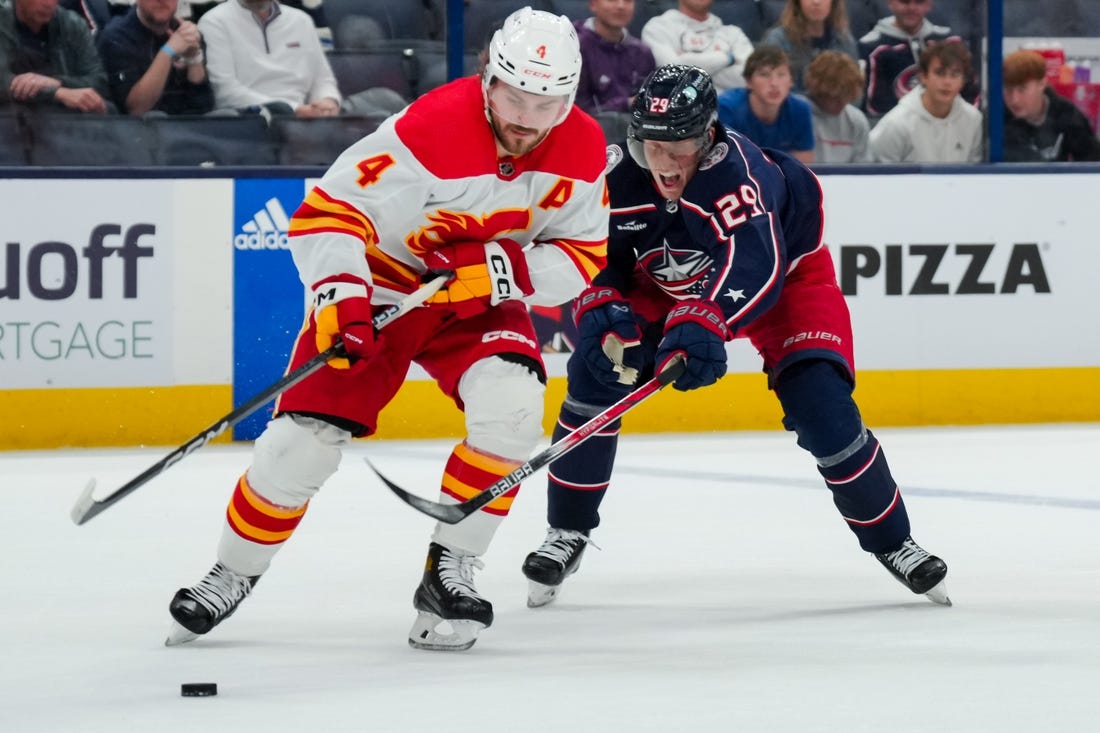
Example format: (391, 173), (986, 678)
(70, 277), (447, 526)
(368, 356), (686, 524)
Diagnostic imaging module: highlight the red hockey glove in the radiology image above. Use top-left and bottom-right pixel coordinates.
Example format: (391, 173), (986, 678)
(312, 276), (377, 370)
(655, 299), (729, 391)
(573, 285), (644, 387)
(423, 239), (534, 319)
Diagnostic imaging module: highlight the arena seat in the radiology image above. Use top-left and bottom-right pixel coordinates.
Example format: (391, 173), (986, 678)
(714, 0), (772, 42)
(325, 0), (435, 40)
(327, 49), (414, 100)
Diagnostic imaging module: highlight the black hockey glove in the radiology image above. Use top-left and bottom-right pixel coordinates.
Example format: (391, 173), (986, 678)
(655, 299), (729, 391)
(573, 285), (644, 387)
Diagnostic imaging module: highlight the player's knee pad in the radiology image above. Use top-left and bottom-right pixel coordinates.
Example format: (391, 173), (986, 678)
(459, 356), (545, 460)
(774, 358), (863, 460)
(248, 414), (350, 507)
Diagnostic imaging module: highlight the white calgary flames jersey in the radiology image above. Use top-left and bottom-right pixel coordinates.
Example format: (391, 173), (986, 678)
(288, 76), (610, 307)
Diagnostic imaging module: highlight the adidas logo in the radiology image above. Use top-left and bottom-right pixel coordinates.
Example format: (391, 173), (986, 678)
(234, 197), (290, 250)
(617, 220), (646, 231)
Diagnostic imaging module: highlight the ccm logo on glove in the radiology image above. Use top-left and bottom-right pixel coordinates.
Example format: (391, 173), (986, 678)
(424, 239), (533, 318)
(312, 276), (377, 370)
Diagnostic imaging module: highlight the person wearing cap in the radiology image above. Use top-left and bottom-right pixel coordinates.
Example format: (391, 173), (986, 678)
(165, 6), (609, 653)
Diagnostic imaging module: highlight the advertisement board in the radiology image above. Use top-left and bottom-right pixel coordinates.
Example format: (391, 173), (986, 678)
(823, 174), (1098, 370)
(231, 179), (308, 439)
(2, 171), (1098, 449)
(0, 180), (174, 389)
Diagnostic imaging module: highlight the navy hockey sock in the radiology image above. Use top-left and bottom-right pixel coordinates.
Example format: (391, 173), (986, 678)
(545, 403), (620, 531)
(776, 360), (910, 553)
(817, 429), (911, 553)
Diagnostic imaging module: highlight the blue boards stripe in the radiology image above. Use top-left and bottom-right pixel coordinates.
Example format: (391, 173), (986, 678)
(232, 178), (307, 440)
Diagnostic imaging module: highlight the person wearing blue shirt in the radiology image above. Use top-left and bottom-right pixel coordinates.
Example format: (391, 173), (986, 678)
(716, 45), (814, 163)
(96, 0), (214, 116)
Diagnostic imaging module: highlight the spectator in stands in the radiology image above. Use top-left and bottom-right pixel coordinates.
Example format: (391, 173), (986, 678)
(198, 0), (339, 117)
(184, 0), (331, 48)
(858, 0), (977, 120)
(641, 0), (753, 92)
(760, 0), (858, 93)
(804, 49), (870, 163)
(869, 40), (981, 163)
(717, 45), (814, 163)
(96, 0), (214, 115)
(1003, 49), (1100, 162)
(0, 0), (111, 112)
(573, 0), (655, 116)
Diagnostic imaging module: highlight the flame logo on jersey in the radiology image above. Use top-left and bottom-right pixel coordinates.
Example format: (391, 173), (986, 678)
(406, 208), (531, 256)
(638, 240), (712, 297)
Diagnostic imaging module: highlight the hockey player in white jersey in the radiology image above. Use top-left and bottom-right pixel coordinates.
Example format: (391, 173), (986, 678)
(165, 6), (609, 652)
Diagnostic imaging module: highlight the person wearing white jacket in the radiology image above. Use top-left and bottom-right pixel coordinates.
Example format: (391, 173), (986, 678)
(198, 0), (340, 116)
(641, 0), (754, 92)
(869, 39), (982, 163)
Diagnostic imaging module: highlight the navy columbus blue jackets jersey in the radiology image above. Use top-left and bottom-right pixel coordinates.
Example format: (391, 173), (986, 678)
(600, 125), (826, 335)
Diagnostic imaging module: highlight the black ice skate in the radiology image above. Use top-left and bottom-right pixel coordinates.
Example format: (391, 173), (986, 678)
(165, 562), (260, 646)
(409, 542), (493, 651)
(522, 528), (590, 608)
(875, 536), (951, 606)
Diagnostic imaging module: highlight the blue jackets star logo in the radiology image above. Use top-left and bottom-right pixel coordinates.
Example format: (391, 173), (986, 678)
(638, 240), (713, 295)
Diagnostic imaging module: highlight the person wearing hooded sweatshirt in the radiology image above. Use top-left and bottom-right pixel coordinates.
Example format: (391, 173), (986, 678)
(641, 0), (754, 92)
(869, 39), (982, 163)
(858, 0), (978, 121)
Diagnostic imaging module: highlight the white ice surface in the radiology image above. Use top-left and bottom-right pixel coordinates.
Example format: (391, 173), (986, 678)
(2, 425), (1099, 732)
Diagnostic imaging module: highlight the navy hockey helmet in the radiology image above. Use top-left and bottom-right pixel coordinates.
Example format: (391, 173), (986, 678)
(627, 65), (717, 169)
(629, 64), (717, 142)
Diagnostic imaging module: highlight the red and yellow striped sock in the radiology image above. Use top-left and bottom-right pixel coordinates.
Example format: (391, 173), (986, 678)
(440, 442), (521, 516)
(225, 474), (308, 545)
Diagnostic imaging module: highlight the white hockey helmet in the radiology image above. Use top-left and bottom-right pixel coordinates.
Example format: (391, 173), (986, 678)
(482, 6), (582, 128)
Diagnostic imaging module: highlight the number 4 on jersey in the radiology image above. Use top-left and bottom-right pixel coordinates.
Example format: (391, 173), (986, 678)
(356, 153), (396, 187)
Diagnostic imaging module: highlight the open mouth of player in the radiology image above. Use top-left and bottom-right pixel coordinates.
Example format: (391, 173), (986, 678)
(656, 173), (681, 191)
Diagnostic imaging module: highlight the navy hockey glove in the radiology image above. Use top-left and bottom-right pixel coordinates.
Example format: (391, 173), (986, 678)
(312, 275), (378, 370)
(423, 239), (534, 319)
(573, 285), (644, 386)
(655, 300), (729, 391)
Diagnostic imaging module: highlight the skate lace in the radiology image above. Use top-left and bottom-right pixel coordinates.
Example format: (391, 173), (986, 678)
(189, 563), (253, 617)
(535, 528), (592, 565)
(437, 550), (487, 600)
(881, 538), (929, 578)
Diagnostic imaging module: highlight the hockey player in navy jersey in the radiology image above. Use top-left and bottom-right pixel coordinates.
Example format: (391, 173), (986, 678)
(522, 64), (951, 609)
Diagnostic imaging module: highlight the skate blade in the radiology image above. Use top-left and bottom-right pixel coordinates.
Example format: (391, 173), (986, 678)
(527, 580), (561, 608)
(407, 611), (484, 651)
(164, 621), (200, 647)
(924, 581), (952, 607)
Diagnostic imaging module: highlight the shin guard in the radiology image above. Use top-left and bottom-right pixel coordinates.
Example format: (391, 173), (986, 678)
(432, 442), (520, 556)
(218, 473), (309, 577)
(817, 429), (911, 553)
(776, 360), (910, 553)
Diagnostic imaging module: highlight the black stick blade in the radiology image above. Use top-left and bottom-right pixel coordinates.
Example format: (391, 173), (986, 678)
(70, 479), (100, 525)
(364, 458), (470, 524)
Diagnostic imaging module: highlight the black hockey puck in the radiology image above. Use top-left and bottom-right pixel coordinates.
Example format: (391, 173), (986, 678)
(181, 683), (217, 697)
